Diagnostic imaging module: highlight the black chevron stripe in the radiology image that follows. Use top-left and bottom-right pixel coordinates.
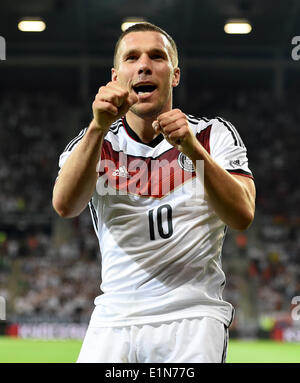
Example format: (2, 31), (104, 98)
(64, 127), (87, 152)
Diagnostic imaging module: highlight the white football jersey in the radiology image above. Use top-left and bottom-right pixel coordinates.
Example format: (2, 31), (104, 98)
(58, 114), (253, 327)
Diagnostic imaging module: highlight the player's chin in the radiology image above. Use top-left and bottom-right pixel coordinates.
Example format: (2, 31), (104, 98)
(130, 103), (163, 119)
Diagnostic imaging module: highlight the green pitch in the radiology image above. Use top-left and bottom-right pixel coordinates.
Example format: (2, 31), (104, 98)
(0, 337), (299, 363)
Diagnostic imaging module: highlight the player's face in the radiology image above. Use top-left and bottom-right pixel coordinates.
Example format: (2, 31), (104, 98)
(112, 31), (180, 118)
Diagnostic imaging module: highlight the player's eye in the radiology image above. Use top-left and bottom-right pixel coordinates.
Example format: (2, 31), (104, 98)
(151, 53), (164, 60)
(125, 55), (138, 61)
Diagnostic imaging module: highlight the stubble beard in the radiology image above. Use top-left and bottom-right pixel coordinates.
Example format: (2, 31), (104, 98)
(129, 90), (173, 120)
(129, 102), (165, 120)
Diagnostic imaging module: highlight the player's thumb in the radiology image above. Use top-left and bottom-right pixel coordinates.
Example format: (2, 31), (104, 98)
(117, 93), (138, 117)
(128, 92), (138, 106)
(152, 120), (161, 133)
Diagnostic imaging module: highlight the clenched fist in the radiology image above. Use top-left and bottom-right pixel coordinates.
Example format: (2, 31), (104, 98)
(92, 82), (138, 132)
(153, 109), (200, 160)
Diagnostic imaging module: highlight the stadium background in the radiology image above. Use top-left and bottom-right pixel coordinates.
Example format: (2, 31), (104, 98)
(0, 0), (300, 362)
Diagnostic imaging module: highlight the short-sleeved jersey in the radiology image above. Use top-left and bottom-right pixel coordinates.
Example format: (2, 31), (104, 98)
(58, 114), (253, 327)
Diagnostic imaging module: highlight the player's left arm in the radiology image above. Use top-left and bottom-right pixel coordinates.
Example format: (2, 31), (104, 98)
(153, 109), (256, 231)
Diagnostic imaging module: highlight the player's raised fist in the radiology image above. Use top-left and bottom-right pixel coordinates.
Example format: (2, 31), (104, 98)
(153, 109), (199, 159)
(92, 81), (138, 132)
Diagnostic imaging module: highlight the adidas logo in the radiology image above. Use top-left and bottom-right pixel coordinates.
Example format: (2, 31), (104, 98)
(112, 166), (131, 178)
(230, 159), (240, 166)
(229, 159), (247, 167)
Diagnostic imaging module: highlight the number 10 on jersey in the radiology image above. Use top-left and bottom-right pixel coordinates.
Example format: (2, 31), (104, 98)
(148, 204), (173, 240)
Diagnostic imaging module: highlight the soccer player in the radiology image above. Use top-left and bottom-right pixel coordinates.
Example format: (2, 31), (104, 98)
(52, 22), (255, 363)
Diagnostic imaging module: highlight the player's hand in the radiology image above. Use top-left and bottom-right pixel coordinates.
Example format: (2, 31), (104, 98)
(152, 109), (200, 159)
(91, 82), (138, 132)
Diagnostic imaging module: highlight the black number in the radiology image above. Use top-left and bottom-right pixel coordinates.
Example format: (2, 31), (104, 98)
(148, 208), (155, 241)
(148, 204), (173, 240)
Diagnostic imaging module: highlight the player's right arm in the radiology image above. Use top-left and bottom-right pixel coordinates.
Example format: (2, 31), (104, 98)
(52, 82), (137, 218)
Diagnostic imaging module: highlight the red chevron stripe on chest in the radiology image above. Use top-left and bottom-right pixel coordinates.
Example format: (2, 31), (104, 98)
(98, 126), (211, 198)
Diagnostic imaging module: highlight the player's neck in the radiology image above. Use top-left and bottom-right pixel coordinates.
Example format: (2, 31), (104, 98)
(126, 105), (172, 144)
(125, 112), (160, 144)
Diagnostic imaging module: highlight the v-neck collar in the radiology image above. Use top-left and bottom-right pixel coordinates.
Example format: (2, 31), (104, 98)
(122, 117), (164, 148)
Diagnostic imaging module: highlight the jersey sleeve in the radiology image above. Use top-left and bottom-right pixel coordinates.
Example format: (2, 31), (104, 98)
(58, 128), (88, 169)
(209, 117), (253, 178)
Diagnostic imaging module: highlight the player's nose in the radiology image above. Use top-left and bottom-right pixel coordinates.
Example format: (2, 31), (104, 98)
(137, 54), (152, 75)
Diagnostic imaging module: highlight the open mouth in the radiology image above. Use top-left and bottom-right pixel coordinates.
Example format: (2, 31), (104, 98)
(133, 84), (157, 95)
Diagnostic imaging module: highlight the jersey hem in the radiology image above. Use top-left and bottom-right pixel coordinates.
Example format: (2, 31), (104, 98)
(87, 308), (234, 329)
(226, 169), (254, 179)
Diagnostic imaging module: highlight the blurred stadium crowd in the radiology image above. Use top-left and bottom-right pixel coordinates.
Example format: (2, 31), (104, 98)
(0, 87), (299, 338)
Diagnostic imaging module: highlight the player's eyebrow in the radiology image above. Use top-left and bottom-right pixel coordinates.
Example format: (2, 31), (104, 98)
(122, 47), (169, 61)
(149, 48), (168, 59)
(122, 48), (140, 59)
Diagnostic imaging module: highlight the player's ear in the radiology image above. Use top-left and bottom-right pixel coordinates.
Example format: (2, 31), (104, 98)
(111, 68), (118, 82)
(172, 67), (180, 88)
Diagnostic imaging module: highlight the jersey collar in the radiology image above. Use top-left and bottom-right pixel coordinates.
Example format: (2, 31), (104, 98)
(122, 117), (164, 148)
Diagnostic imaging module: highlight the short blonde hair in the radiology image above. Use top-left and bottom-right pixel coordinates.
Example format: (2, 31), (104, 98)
(113, 22), (178, 68)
